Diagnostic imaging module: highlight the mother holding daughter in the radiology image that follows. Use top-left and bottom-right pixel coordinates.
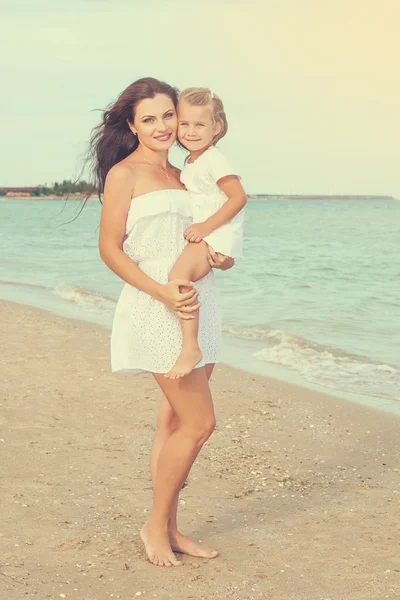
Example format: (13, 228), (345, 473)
(93, 77), (246, 567)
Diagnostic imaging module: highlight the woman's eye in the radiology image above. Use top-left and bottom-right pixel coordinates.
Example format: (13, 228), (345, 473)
(144, 118), (153, 123)
(165, 112), (174, 119)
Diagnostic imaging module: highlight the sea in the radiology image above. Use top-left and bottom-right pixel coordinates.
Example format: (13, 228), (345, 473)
(1, 198), (399, 414)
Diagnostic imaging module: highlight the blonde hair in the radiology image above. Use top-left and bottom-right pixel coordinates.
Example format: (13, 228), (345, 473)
(179, 87), (228, 144)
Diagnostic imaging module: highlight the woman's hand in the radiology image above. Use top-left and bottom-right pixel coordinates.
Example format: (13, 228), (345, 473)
(207, 250), (235, 271)
(159, 279), (200, 320)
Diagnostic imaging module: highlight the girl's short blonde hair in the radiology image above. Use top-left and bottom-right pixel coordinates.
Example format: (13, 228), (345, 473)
(179, 87), (228, 144)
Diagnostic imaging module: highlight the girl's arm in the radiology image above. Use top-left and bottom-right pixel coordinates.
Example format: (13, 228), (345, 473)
(99, 165), (199, 318)
(205, 175), (247, 232)
(184, 175), (247, 242)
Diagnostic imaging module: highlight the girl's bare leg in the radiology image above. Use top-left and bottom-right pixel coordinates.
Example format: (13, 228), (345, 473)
(165, 242), (211, 380)
(140, 367), (216, 567)
(150, 364), (217, 558)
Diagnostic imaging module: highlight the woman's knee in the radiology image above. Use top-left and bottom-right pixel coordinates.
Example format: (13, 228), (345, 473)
(190, 415), (216, 446)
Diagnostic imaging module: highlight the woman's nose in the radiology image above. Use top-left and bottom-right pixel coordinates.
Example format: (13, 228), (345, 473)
(157, 119), (169, 132)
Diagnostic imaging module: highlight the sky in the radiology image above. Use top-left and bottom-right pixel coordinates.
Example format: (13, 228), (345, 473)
(1, 0), (399, 196)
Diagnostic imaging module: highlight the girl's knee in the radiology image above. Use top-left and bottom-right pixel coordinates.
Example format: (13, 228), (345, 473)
(168, 264), (186, 284)
(168, 267), (192, 294)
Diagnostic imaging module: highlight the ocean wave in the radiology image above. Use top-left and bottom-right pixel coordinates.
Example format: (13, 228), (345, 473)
(53, 283), (116, 315)
(1, 278), (117, 317)
(0, 279), (49, 291)
(252, 329), (399, 400)
(222, 323), (271, 341)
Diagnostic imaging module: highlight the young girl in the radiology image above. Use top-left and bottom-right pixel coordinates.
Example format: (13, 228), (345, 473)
(165, 88), (247, 379)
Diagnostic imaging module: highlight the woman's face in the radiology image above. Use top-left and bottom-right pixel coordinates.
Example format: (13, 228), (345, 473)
(130, 94), (177, 151)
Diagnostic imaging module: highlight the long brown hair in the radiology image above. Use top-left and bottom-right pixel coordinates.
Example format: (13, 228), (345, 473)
(87, 77), (178, 199)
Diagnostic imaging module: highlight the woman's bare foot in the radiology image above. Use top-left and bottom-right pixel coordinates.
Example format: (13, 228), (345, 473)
(140, 522), (183, 567)
(169, 530), (218, 559)
(165, 348), (203, 380)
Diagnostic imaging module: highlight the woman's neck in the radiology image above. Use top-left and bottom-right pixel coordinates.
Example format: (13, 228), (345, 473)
(138, 145), (169, 168)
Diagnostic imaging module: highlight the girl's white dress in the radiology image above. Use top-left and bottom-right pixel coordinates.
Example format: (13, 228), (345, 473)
(111, 189), (221, 374)
(180, 145), (244, 258)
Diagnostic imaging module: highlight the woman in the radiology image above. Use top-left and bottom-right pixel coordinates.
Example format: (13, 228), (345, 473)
(96, 77), (233, 567)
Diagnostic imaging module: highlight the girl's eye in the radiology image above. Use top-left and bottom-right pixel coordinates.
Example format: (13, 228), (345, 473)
(180, 122), (188, 126)
(196, 123), (205, 127)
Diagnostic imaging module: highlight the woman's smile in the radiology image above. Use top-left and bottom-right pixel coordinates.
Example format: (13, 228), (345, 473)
(155, 132), (173, 142)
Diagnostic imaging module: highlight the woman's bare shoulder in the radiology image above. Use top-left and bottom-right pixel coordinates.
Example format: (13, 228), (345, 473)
(102, 162), (141, 210)
(105, 160), (147, 202)
(107, 160), (139, 185)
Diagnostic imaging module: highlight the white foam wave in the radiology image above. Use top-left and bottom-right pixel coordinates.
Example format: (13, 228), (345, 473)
(53, 283), (116, 315)
(223, 323), (272, 341)
(253, 329), (399, 400)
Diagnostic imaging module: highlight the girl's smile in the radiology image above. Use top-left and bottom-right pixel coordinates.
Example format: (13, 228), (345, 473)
(178, 101), (221, 155)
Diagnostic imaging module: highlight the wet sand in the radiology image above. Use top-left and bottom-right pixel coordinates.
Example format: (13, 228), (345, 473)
(1, 300), (399, 600)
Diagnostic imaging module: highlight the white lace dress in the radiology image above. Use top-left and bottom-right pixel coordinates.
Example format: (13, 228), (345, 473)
(111, 189), (222, 374)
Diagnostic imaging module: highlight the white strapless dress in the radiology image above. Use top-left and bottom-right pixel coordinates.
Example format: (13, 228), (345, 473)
(111, 189), (222, 374)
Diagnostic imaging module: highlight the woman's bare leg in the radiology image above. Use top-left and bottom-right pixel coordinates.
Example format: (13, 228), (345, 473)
(165, 242), (211, 380)
(150, 364), (217, 558)
(140, 367), (216, 567)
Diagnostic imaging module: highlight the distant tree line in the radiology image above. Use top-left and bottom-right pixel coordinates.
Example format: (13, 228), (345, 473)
(38, 180), (92, 196)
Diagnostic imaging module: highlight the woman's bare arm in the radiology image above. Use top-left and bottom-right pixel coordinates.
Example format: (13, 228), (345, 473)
(99, 165), (199, 316)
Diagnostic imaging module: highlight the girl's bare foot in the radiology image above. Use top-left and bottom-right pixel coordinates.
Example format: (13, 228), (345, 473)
(165, 348), (203, 380)
(140, 522), (183, 567)
(169, 530), (218, 559)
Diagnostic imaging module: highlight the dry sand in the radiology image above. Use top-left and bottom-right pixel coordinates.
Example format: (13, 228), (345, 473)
(1, 300), (399, 600)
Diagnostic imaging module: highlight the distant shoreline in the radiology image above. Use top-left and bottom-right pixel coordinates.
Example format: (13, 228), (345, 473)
(247, 194), (396, 201)
(0, 195), (97, 201)
(0, 194), (396, 201)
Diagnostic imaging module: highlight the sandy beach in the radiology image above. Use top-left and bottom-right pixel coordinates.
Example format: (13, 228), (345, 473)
(1, 299), (399, 600)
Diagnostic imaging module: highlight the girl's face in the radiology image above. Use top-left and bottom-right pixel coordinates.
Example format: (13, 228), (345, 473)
(177, 101), (221, 153)
(129, 94), (177, 151)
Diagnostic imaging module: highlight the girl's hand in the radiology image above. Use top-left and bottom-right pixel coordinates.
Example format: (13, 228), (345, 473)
(159, 279), (200, 320)
(207, 250), (235, 271)
(184, 222), (211, 243)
